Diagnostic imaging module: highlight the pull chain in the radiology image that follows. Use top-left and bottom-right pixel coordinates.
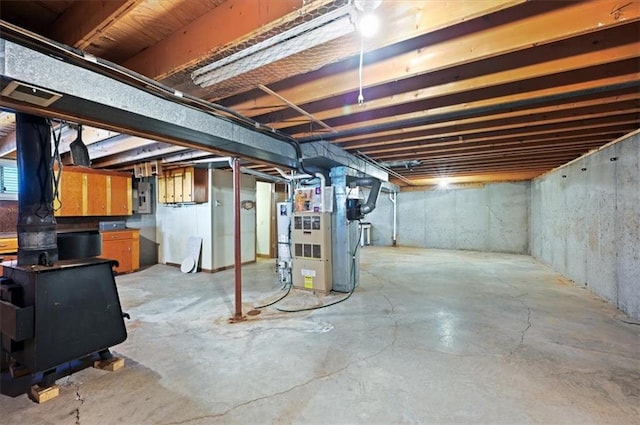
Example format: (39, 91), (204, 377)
(358, 36), (365, 105)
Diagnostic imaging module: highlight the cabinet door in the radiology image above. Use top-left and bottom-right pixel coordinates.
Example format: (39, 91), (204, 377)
(101, 239), (132, 273)
(182, 168), (193, 202)
(173, 171), (184, 203)
(85, 173), (107, 215)
(131, 231), (140, 270)
(109, 175), (132, 215)
(158, 175), (167, 203)
(165, 174), (175, 203)
(192, 167), (208, 203)
(54, 170), (83, 216)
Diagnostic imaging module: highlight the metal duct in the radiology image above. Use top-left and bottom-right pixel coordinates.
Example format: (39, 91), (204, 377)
(350, 176), (382, 214)
(15, 113), (58, 266)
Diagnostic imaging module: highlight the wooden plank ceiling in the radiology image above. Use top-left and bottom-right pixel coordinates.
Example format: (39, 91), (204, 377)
(0, 0), (638, 186)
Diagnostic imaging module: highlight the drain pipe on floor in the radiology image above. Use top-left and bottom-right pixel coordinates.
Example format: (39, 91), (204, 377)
(389, 192), (397, 247)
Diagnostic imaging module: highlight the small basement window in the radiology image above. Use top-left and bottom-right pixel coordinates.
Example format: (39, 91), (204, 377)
(0, 159), (18, 199)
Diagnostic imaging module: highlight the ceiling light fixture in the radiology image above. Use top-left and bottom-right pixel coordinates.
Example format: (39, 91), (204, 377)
(438, 178), (450, 189)
(353, 0), (383, 104)
(357, 13), (380, 38)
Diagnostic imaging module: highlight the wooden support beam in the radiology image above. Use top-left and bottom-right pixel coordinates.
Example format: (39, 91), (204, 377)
(48, 0), (141, 49)
(229, 0), (640, 116)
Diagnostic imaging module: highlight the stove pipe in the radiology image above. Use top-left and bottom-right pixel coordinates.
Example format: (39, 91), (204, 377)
(15, 113), (58, 266)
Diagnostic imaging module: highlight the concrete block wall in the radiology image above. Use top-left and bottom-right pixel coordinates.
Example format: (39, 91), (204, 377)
(366, 182), (530, 254)
(531, 132), (639, 319)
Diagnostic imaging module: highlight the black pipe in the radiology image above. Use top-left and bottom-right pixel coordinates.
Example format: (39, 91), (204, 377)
(15, 113), (58, 266)
(348, 177), (382, 215)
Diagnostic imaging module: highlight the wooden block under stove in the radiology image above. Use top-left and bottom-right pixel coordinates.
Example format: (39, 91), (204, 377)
(30, 384), (60, 403)
(93, 357), (125, 372)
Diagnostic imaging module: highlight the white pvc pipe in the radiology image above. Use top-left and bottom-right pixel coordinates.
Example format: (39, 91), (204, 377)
(389, 192), (397, 246)
(275, 167), (312, 180)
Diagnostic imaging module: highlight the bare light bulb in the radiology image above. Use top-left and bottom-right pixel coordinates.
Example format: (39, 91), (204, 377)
(358, 13), (380, 38)
(438, 178), (450, 189)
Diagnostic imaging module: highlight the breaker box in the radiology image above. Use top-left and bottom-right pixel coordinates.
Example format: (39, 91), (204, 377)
(291, 212), (332, 293)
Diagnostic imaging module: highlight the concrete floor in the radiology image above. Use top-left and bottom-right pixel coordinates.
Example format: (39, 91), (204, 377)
(1, 247), (638, 424)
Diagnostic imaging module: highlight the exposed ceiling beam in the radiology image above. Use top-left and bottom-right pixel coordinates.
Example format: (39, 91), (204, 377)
(121, 0), (324, 79)
(229, 0), (640, 116)
(341, 103), (640, 151)
(358, 123), (636, 156)
(354, 118), (639, 157)
(315, 69), (640, 144)
(48, 0), (142, 50)
(92, 143), (186, 168)
(344, 92), (640, 150)
(379, 137), (611, 161)
(266, 30), (639, 131)
(0, 130), (16, 157)
(402, 171), (545, 186)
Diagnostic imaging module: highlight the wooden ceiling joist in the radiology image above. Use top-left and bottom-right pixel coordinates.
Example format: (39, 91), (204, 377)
(258, 25), (640, 129)
(121, 0), (327, 80)
(48, 0), (142, 49)
(227, 0), (640, 116)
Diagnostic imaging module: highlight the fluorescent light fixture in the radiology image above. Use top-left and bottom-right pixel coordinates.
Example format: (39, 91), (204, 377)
(192, 6), (354, 88)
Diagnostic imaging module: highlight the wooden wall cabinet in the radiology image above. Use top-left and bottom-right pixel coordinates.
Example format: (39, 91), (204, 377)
(55, 166), (132, 217)
(100, 229), (139, 274)
(158, 167), (208, 204)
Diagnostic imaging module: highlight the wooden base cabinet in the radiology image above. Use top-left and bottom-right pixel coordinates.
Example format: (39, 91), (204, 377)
(100, 230), (139, 274)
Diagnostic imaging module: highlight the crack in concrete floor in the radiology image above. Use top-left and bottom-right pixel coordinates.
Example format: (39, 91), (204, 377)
(160, 319), (399, 425)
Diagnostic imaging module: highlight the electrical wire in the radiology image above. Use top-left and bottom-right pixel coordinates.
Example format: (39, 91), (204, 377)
(255, 283), (293, 309)
(276, 220), (363, 313)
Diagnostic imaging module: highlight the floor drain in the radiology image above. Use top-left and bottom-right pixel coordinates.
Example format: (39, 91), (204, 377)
(247, 309), (261, 316)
